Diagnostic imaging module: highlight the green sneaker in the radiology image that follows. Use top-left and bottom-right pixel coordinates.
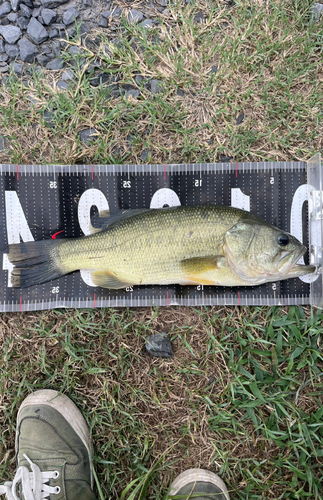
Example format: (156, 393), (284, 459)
(0, 389), (97, 500)
(167, 468), (230, 500)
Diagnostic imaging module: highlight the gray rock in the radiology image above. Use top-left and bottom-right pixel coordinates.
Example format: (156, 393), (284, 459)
(48, 28), (58, 38)
(79, 127), (98, 145)
(156, 0), (168, 5)
(0, 2), (12, 18)
(10, 0), (21, 12)
(211, 65), (218, 74)
(56, 80), (69, 90)
(51, 39), (60, 55)
(79, 21), (90, 35)
(0, 53), (8, 61)
(43, 109), (55, 127)
(27, 18), (48, 44)
(46, 57), (63, 69)
(0, 62), (9, 72)
(7, 12), (18, 22)
(1, 18), (10, 25)
(126, 89), (140, 99)
(5, 43), (19, 57)
(68, 45), (81, 55)
(135, 74), (143, 85)
(236, 112), (244, 125)
(141, 19), (153, 29)
(83, 0), (92, 6)
(67, 26), (76, 38)
(18, 36), (38, 62)
(36, 54), (50, 65)
(41, 0), (69, 8)
(17, 16), (29, 29)
(32, 7), (41, 17)
(41, 8), (56, 25)
(145, 332), (173, 358)
(311, 3), (323, 22)
(177, 88), (184, 96)
(24, 0), (33, 7)
(40, 44), (51, 53)
(0, 39), (5, 52)
(194, 12), (205, 23)
(110, 6), (121, 19)
(11, 61), (23, 75)
(0, 25), (21, 44)
(128, 9), (143, 23)
(98, 17), (108, 28)
(20, 3), (32, 18)
(140, 150), (149, 161)
(150, 79), (162, 94)
(101, 10), (111, 18)
(62, 7), (79, 25)
(89, 72), (109, 87)
(62, 69), (73, 80)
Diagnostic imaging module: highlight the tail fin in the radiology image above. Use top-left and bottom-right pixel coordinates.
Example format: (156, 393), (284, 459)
(8, 239), (65, 288)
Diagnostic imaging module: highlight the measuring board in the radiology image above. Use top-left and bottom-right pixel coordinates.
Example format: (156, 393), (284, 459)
(0, 160), (321, 312)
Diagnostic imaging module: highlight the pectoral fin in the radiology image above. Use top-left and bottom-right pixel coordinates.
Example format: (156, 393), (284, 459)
(180, 255), (226, 285)
(91, 270), (135, 289)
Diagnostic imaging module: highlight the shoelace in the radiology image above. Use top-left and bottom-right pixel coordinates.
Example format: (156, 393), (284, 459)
(0, 454), (60, 500)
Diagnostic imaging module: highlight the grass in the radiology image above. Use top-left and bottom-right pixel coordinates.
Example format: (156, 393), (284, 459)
(0, 306), (323, 499)
(0, 0), (323, 498)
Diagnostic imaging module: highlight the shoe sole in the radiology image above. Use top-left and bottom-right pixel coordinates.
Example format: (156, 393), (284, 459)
(168, 468), (230, 500)
(16, 389), (94, 488)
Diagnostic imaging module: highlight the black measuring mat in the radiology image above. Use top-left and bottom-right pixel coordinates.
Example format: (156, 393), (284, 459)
(0, 162), (312, 311)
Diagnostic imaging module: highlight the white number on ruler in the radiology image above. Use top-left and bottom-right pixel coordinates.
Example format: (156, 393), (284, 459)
(126, 286), (133, 292)
(3, 191), (34, 287)
(231, 188), (250, 212)
(272, 283), (276, 290)
(195, 179), (202, 187)
(290, 184), (318, 283)
(123, 181), (131, 188)
(197, 285), (204, 291)
(150, 188), (181, 208)
(78, 189), (109, 287)
(50, 181), (57, 188)
(270, 177), (274, 185)
(51, 286), (59, 293)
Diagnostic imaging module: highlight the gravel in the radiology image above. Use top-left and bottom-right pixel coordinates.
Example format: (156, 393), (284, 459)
(0, 25), (21, 44)
(18, 36), (39, 62)
(0, 2), (11, 18)
(128, 9), (143, 23)
(145, 332), (173, 358)
(150, 78), (162, 94)
(0, 0), (168, 82)
(45, 56), (63, 69)
(41, 0), (69, 7)
(79, 127), (98, 145)
(20, 4), (32, 18)
(5, 42), (19, 57)
(27, 17), (48, 44)
(41, 8), (56, 24)
(62, 6), (79, 25)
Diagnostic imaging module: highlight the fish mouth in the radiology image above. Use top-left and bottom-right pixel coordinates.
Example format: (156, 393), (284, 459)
(279, 245), (316, 276)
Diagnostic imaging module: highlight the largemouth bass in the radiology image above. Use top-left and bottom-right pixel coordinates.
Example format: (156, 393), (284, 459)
(8, 205), (315, 289)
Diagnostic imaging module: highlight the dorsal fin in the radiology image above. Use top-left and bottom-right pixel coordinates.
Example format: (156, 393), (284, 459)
(89, 208), (152, 233)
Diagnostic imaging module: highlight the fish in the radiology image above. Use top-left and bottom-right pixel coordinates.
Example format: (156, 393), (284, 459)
(7, 204), (316, 289)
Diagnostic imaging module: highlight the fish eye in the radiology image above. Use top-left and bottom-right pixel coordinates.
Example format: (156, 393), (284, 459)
(277, 234), (289, 246)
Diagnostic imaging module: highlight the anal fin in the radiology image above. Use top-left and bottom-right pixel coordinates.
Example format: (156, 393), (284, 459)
(91, 270), (135, 289)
